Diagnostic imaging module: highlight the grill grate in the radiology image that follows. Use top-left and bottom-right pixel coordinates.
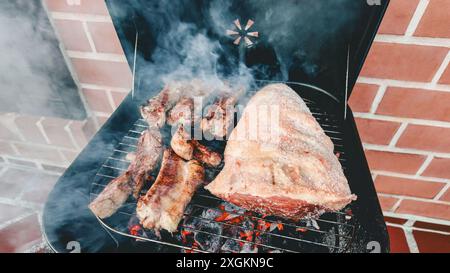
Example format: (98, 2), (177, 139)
(89, 98), (356, 253)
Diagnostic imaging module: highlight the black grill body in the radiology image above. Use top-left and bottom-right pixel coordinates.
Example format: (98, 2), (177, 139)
(43, 0), (390, 253)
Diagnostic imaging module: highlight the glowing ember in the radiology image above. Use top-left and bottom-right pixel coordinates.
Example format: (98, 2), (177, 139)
(181, 230), (192, 243)
(277, 222), (284, 231)
(296, 227), (308, 233)
(345, 208), (353, 220)
(129, 224), (141, 236)
(239, 231), (253, 241)
(214, 212), (230, 222)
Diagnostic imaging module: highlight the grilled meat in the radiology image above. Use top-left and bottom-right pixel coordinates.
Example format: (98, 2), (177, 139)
(140, 84), (182, 128)
(170, 125), (194, 160)
(128, 129), (164, 198)
(205, 84), (356, 220)
(88, 172), (132, 219)
(136, 149), (204, 232)
(89, 129), (163, 219)
(201, 96), (237, 138)
(167, 97), (200, 126)
(171, 125), (222, 167)
(192, 140), (222, 167)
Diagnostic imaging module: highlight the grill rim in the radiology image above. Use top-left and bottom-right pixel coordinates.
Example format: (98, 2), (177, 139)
(42, 87), (389, 252)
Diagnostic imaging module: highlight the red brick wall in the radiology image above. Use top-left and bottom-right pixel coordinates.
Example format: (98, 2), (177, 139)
(349, 0), (450, 222)
(0, 0), (131, 170)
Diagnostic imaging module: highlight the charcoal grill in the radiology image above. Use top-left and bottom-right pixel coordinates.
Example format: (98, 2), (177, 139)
(43, 0), (390, 253)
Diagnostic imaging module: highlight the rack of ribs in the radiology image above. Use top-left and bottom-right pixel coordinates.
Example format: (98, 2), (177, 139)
(136, 148), (205, 232)
(89, 129), (163, 219)
(140, 83), (184, 128)
(171, 124), (222, 167)
(201, 94), (240, 139)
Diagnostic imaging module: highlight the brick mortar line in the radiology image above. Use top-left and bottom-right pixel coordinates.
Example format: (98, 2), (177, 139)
(434, 183), (450, 201)
(374, 34), (450, 48)
(105, 89), (117, 110)
(383, 211), (450, 227)
(0, 161), (65, 176)
(92, 111), (112, 118)
(2, 155), (69, 171)
(372, 170), (450, 184)
(82, 21), (97, 53)
(357, 77), (450, 92)
(36, 117), (51, 145)
(415, 155), (434, 176)
(64, 121), (81, 151)
(369, 84), (387, 113)
(378, 193), (450, 206)
(50, 12), (112, 23)
(2, 157), (39, 169)
(403, 219), (419, 253)
(404, 0), (430, 37)
(80, 83), (130, 93)
(67, 50), (127, 63)
(354, 112), (450, 129)
(386, 222), (450, 236)
(432, 51), (450, 84)
(388, 122), (408, 147)
(5, 150), (66, 168)
(390, 197), (403, 212)
(2, 138), (81, 154)
(1, 114), (26, 142)
(0, 197), (42, 213)
(404, 228), (420, 253)
(363, 143), (450, 160)
(0, 210), (37, 231)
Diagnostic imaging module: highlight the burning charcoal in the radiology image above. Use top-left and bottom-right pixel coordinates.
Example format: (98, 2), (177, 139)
(240, 243), (258, 253)
(194, 222), (223, 252)
(221, 202), (246, 214)
(221, 239), (241, 253)
(203, 207), (222, 219)
(127, 215), (156, 240)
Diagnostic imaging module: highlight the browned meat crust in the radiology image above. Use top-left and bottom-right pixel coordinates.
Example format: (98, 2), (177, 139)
(89, 129), (163, 219)
(167, 97), (199, 126)
(205, 84), (356, 220)
(201, 96), (237, 138)
(171, 125), (222, 167)
(140, 85), (181, 128)
(88, 172), (132, 219)
(136, 149), (204, 232)
(225, 193), (326, 221)
(191, 140), (222, 167)
(170, 125), (194, 160)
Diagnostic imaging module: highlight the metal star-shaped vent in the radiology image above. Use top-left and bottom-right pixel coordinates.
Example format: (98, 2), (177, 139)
(226, 19), (259, 47)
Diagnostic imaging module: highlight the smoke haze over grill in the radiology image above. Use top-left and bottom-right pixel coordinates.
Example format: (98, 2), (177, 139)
(0, 0), (85, 119)
(116, 0), (360, 99)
